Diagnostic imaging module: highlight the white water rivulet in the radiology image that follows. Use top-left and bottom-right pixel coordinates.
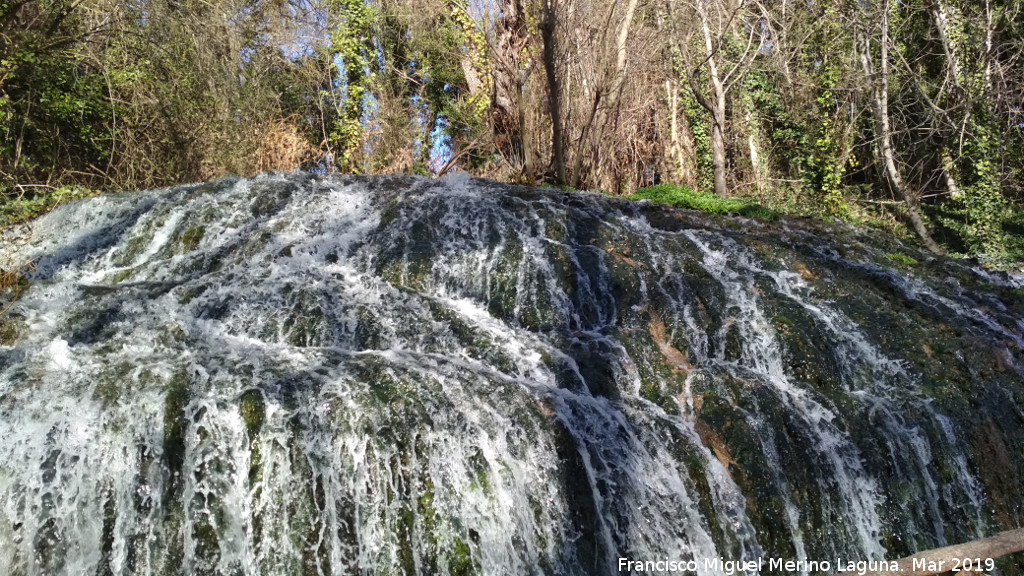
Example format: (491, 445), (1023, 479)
(1, 173), (1022, 575)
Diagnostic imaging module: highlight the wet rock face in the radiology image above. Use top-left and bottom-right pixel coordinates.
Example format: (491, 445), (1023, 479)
(1, 172), (1022, 575)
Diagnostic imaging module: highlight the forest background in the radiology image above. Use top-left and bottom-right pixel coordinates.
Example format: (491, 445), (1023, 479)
(2, 0), (1023, 267)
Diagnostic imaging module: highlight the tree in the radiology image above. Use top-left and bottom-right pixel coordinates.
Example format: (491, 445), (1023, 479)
(669, 0), (766, 198)
(1, 0), (115, 189)
(856, 1), (944, 253)
(540, 0), (565, 184)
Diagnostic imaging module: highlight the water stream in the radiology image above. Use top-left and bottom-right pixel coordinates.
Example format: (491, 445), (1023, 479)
(0, 173), (1022, 575)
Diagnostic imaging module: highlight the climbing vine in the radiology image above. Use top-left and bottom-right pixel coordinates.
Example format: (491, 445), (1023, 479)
(329, 0), (375, 170)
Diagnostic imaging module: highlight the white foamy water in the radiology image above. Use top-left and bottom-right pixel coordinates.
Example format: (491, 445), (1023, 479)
(0, 174), (1019, 575)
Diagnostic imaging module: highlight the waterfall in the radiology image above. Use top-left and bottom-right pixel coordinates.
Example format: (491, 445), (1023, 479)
(1, 173), (1021, 575)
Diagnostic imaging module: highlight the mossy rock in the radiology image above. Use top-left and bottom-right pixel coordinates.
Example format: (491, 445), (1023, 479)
(93, 361), (135, 406)
(282, 290), (326, 347)
(162, 370), (192, 494)
(239, 389), (266, 440)
(447, 537), (478, 576)
(0, 314), (25, 345)
(180, 226), (205, 251)
(110, 205), (175, 267)
(248, 181), (295, 218)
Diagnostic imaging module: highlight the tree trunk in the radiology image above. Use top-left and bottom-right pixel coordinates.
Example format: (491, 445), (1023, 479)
(519, 70), (535, 182)
(927, 0), (966, 198)
(570, 94), (599, 189)
(710, 104), (728, 198)
(983, 0), (994, 90)
(460, 53), (482, 97)
(747, 112), (764, 194)
(858, 18), (944, 254)
(605, 0), (640, 113)
(927, 0), (962, 85)
(665, 79), (693, 184)
(940, 148), (961, 198)
(699, 3), (729, 198)
(541, 0), (566, 184)
(571, 0), (639, 190)
(492, 0), (532, 178)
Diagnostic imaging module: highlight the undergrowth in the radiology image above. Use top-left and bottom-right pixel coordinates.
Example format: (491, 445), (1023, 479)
(0, 185), (96, 228)
(884, 253), (919, 267)
(922, 200), (1024, 271)
(629, 185), (780, 221)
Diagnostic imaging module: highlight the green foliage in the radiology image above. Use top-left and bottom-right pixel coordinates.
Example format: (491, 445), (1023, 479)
(1, 0), (115, 188)
(745, 70), (807, 172)
(181, 226), (205, 251)
(677, 89), (714, 192)
(328, 0), (375, 170)
(630, 185), (779, 221)
(1002, 208), (1024, 268)
(806, 61), (849, 218)
(884, 253), (918, 267)
(746, 42), (850, 219)
(413, 0), (487, 167)
(955, 122), (1012, 265)
(0, 185), (94, 227)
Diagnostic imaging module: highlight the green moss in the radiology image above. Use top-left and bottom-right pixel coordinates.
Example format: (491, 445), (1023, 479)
(540, 182), (576, 192)
(181, 226), (205, 251)
(239, 389), (265, 523)
(884, 253), (918, 267)
(249, 181), (294, 218)
(448, 537), (477, 576)
(427, 302), (474, 345)
(93, 361), (133, 405)
(397, 501), (417, 574)
(240, 390), (266, 438)
(96, 485), (117, 576)
(111, 207), (173, 267)
(378, 199), (402, 229)
(250, 191), (277, 217)
(486, 239), (525, 322)
(629, 185), (779, 221)
(157, 323), (187, 348)
(354, 356), (406, 405)
(666, 434), (720, 547)
(542, 213), (568, 243)
(109, 267), (135, 283)
(114, 233), (151, 267)
(0, 315), (22, 345)
(191, 516), (220, 574)
(162, 371), (191, 486)
(236, 230), (272, 261)
(283, 291), (325, 347)
(176, 284), (208, 305)
(467, 447), (491, 493)
(380, 258), (433, 292)
(638, 379), (680, 415)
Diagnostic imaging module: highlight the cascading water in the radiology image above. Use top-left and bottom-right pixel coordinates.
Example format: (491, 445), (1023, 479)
(0, 173), (1022, 575)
